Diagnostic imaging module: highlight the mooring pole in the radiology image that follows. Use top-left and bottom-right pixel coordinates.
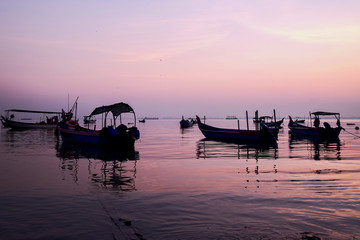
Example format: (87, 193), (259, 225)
(246, 111), (249, 130)
(273, 109), (277, 122)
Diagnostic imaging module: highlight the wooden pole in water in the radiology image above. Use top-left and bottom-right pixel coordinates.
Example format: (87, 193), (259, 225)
(246, 111), (249, 130)
(273, 109), (277, 122)
(237, 119), (240, 130)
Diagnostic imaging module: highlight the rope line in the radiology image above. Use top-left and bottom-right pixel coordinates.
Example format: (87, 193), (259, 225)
(343, 128), (360, 139)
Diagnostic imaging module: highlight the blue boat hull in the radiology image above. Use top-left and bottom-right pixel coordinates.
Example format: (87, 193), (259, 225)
(57, 124), (138, 151)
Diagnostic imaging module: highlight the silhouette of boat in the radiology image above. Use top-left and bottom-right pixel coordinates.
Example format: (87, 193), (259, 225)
(1, 109), (60, 129)
(83, 115), (96, 124)
(288, 111), (343, 140)
(180, 116), (195, 128)
(196, 115), (278, 142)
(57, 102), (140, 150)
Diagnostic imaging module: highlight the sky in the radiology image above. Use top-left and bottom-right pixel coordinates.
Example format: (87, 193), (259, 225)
(1, 0), (360, 119)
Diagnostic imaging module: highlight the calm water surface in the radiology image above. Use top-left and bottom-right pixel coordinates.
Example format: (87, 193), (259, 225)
(1, 119), (360, 239)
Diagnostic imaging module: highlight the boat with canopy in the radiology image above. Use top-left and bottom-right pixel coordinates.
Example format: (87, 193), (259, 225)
(288, 111), (343, 139)
(180, 116), (195, 128)
(1, 109), (61, 129)
(57, 102), (140, 150)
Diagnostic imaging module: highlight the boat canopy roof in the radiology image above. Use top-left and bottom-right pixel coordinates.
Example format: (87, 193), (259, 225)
(5, 109), (61, 114)
(89, 102), (135, 117)
(311, 111), (340, 116)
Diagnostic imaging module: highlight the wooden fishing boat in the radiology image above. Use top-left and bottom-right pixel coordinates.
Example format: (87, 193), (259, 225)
(1, 109), (61, 129)
(180, 116), (195, 128)
(294, 118), (305, 124)
(259, 116), (284, 128)
(196, 116), (278, 142)
(253, 110), (284, 128)
(83, 115), (96, 124)
(57, 102), (140, 150)
(288, 111), (343, 139)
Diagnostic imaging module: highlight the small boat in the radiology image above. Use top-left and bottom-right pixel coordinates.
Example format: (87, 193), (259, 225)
(180, 116), (194, 128)
(1, 109), (61, 129)
(294, 119), (305, 123)
(288, 111), (343, 140)
(57, 102), (140, 151)
(196, 115), (278, 142)
(83, 115), (96, 124)
(346, 123), (356, 126)
(253, 110), (283, 128)
(144, 117), (159, 120)
(226, 116), (237, 120)
(139, 119), (146, 123)
(256, 116), (284, 128)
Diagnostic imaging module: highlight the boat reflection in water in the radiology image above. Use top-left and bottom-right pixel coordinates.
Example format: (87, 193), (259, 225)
(196, 138), (278, 160)
(288, 134), (341, 160)
(55, 142), (139, 191)
(196, 139), (279, 190)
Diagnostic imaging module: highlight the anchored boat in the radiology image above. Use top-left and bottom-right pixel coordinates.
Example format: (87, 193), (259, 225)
(288, 111), (343, 140)
(1, 109), (61, 129)
(196, 115), (278, 142)
(180, 116), (195, 128)
(57, 102), (140, 151)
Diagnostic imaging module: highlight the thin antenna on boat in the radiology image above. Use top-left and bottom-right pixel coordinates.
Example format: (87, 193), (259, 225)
(67, 94), (69, 112)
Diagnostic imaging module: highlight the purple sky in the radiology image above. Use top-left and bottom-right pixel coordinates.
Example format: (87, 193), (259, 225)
(1, 1), (360, 118)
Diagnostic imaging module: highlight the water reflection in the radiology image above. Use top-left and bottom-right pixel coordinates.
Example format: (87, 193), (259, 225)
(288, 135), (342, 160)
(2, 128), (57, 146)
(55, 142), (139, 191)
(196, 138), (278, 160)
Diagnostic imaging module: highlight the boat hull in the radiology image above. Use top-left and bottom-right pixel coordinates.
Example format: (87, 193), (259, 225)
(288, 116), (342, 140)
(288, 125), (342, 139)
(58, 126), (103, 144)
(196, 116), (278, 142)
(180, 119), (193, 128)
(262, 118), (284, 128)
(1, 117), (58, 129)
(57, 124), (137, 151)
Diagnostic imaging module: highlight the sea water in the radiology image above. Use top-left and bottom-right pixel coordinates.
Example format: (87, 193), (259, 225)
(1, 118), (360, 240)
